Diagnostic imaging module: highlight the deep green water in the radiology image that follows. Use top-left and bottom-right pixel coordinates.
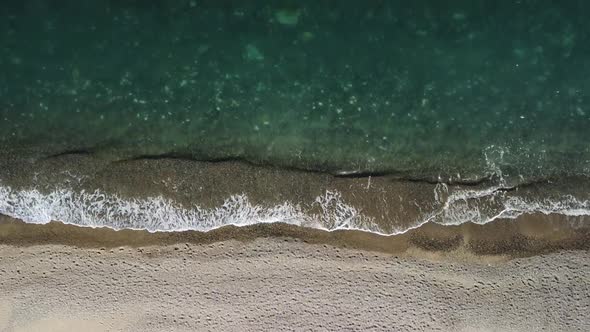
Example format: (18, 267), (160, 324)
(1, 0), (590, 183)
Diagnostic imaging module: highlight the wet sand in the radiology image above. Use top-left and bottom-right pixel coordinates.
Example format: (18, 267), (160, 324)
(1, 213), (589, 258)
(1, 216), (590, 331)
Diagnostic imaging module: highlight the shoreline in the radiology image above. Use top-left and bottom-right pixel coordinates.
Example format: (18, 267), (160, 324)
(2, 154), (590, 235)
(2, 213), (588, 261)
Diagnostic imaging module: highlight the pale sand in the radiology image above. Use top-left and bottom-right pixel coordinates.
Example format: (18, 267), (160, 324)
(1, 237), (589, 332)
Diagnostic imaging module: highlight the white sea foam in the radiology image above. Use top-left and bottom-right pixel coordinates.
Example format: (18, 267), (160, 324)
(430, 183), (590, 226)
(420, 144), (590, 226)
(0, 181), (588, 235)
(0, 184), (379, 233)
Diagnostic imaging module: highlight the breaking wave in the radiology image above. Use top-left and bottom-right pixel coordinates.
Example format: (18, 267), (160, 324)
(0, 180), (588, 235)
(0, 185), (378, 233)
(428, 183), (590, 227)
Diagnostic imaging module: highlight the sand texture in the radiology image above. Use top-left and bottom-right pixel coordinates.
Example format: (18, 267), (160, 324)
(1, 237), (589, 332)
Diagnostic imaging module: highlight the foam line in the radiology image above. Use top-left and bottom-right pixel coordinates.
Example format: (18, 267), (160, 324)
(0, 183), (588, 235)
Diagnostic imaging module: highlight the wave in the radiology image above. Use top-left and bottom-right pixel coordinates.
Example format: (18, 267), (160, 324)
(0, 185), (379, 233)
(0, 180), (588, 235)
(429, 183), (590, 227)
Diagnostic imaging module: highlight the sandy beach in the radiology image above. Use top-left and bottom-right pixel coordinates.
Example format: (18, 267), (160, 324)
(1, 217), (589, 332)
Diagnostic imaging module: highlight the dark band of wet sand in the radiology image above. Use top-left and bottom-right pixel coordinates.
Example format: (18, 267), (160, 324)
(2, 213), (589, 260)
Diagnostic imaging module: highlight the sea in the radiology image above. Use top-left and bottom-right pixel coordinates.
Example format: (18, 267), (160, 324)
(1, 0), (589, 235)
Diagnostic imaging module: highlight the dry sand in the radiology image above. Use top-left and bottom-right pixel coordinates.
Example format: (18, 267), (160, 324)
(1, 226), (589, 331)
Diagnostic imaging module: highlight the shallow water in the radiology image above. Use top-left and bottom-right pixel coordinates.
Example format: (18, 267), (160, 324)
(1, 1), (589, 232)
(0, 155), (588, 234)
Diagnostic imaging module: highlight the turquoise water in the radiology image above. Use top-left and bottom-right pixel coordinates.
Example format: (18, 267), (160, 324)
(1, 1), (590, 183)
